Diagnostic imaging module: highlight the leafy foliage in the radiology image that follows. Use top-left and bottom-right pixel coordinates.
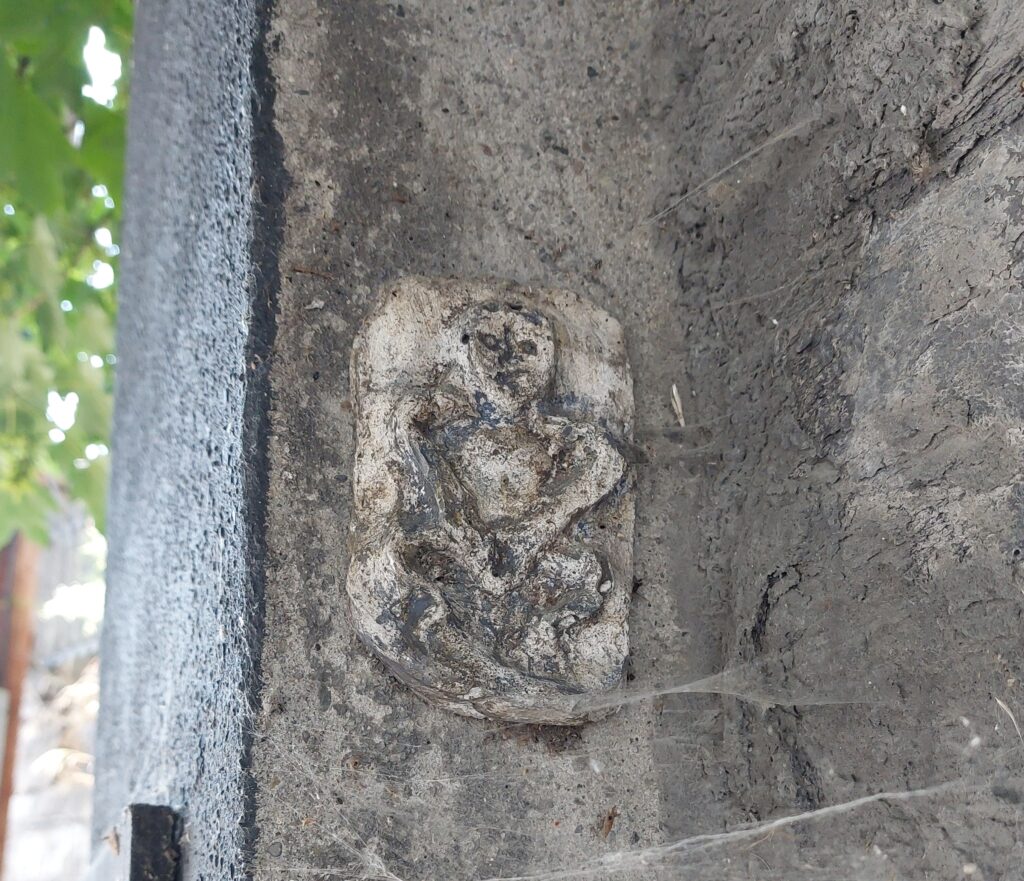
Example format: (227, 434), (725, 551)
(0, 0), (132, 544)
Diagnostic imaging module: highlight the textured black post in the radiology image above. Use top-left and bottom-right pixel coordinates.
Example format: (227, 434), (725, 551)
(125, 806), (179, 881)
(84, 805), (179, 881)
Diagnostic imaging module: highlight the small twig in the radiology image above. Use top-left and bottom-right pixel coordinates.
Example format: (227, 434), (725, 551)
(599, 805), (620, 839)
(290, 266), (335, 281)
(670, 383), (686, 428)
(995, 696), (1024, 747)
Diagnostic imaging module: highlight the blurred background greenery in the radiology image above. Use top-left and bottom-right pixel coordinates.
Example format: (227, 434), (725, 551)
(1, 0), (132, 546)
(1, 9), (133, 879)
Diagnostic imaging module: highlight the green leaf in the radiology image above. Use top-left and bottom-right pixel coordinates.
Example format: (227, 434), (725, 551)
(0, 67), (75, 213)
(26, 215), (61, 297)
(78, 102), (124, 200)
(0, 481), (54, 547)
(0, 0), (130, 541)
(0, 322), (54, 410)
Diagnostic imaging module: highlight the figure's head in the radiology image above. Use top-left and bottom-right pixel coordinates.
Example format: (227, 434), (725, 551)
(462, 301), (556, 412)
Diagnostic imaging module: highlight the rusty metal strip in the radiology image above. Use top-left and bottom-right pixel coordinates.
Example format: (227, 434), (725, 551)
(0, 534), (39, 873)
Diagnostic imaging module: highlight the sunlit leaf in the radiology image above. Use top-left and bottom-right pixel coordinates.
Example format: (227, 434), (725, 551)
(0, 1), (129, 540)
(0, 481), (54, 546)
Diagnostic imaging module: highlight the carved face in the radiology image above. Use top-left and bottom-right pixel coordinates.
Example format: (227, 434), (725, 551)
(463, 302), (555, 410)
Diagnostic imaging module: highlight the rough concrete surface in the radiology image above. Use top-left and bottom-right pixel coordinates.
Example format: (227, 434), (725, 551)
(250, 1), (1024, 879)
(93, 0), (273, 879)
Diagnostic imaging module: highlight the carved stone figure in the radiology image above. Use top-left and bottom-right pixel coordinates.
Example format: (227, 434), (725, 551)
(347, 278), (634, 724)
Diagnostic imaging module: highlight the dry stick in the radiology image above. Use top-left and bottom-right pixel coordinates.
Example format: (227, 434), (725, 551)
(670, 383), (686, 428)
(646, 115), (820, 224)
(290, 265), (336, 280)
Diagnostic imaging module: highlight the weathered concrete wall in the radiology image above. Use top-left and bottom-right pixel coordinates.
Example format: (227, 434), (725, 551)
(98, 0), (1024, 879)
(253, 4), (707, 878)
(93, 0), (278, 877)
(252, 1), (1024, 879)
(660, 5), (1024, 876)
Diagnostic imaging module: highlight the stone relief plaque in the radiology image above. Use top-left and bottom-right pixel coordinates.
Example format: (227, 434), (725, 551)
(347, 278), (634, 724)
